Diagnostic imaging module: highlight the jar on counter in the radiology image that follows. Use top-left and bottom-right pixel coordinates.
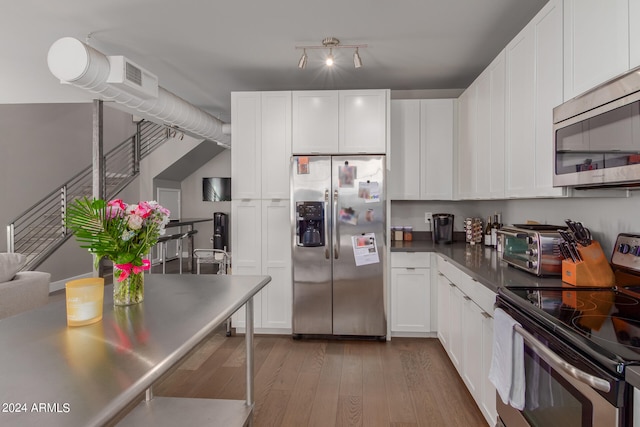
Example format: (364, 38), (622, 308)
(403, 226), (413, 241)
(392, 227), (404, 241)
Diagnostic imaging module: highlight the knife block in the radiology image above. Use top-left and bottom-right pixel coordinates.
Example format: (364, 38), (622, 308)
(561, 241), (615, 287)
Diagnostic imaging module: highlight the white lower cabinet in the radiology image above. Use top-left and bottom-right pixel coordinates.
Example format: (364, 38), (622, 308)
(231, 199), (292, 332)
(436, 255), (497, 427)
(390, 252), (432, 336)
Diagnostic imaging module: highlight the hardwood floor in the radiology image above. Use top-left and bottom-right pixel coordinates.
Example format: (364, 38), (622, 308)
(155, 329), (488, 427)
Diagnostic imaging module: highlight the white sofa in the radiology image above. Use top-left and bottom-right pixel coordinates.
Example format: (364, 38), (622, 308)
(0, 254), (50, 319)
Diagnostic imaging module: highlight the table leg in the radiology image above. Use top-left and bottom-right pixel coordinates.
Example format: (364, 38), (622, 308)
(245, 296), (254, 423)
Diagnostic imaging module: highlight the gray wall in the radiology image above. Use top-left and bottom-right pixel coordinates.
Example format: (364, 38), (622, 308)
(181, 149), (231, 251)
(0, 103), (137, 281)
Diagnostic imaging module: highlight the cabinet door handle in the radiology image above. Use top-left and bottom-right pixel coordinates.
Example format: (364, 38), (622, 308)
(448, 283), (455, 288)
(406, 267), (416, 270)
(481, 311), (492, 319)
(438, 273), (444, 276)
(463, 295), (472, 301)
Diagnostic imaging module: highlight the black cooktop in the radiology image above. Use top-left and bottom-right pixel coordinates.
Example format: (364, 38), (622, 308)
(503, 286), (640, 365)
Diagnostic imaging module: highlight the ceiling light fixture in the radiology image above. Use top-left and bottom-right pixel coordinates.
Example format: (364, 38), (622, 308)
(353, 48), (362, 69)
(295, 37), (367, 69)
(298, 49), (308, 69)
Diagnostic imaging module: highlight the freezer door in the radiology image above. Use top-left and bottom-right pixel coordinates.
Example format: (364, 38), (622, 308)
(332, 155), (386, 336)
(292, 156), (333, 335)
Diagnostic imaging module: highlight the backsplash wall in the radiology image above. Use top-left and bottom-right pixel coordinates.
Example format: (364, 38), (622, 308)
(391, 192), (640, 256)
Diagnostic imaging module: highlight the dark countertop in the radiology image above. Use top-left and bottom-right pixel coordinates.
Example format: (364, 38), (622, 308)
(390, 240), (562, 293)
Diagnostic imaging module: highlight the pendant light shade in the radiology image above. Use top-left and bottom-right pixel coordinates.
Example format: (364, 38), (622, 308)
(353, 48), (362, 68)
(298, 49), (307, 69)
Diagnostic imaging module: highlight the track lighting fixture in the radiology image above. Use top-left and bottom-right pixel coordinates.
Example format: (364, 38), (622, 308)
(353, 48), (362, 68)
(295, 37), (367, 69)
(298, 49), (308, 69)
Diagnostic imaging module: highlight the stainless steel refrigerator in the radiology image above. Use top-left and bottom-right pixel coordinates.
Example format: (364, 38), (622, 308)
(291, 155), (386, 338)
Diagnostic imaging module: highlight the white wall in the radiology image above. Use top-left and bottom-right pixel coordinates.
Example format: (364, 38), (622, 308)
(0, 103), (137, 281)
(391, 192), (640, 258)
(181, 149), (231, 251)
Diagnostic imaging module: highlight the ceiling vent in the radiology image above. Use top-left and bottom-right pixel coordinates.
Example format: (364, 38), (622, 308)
(106, 56), (158, 100)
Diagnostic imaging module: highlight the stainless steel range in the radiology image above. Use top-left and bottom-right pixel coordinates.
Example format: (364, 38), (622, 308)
(496, 233), (640, 427)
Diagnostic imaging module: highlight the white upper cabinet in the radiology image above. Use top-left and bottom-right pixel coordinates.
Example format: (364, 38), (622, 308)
(292, 89), (388, 154)
(231, 92), (262, 199)
(456, 86), (477, 199)
(292, 91), (339, 154)
(261, 92), (292, 199)
(390, 100), (421, 199)
(339, 90), (388, 153)
(475, 51), (506, 199)
(389, 98), (454, 200)
(231, 91), (291, 200)
(564, 0), (630, 100)
(631, 1), (640, 69)
(505, 0), (565, 198)
(420, 99), (454, 200)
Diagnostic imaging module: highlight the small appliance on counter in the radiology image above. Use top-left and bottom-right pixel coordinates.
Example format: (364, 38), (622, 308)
(497, 223), (566, 276)
(213, 212), (228, 250)
(432, 213), (454, 244)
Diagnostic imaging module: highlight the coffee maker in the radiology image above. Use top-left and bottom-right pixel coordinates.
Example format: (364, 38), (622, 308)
(213, 212), (228, 250)
(432, 213), (454, 244)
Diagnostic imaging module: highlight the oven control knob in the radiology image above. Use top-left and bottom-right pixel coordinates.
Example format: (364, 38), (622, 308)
(633, 246), (640, 257)
(619, 243), (631, 254)
(527, 249), (538, 256)
(526, 260), (538, 269)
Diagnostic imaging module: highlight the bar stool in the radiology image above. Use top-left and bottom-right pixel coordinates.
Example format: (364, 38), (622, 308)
(176, 230), (198, 274)
(193, 249), (229, 275)
(193, 248), (232, 335)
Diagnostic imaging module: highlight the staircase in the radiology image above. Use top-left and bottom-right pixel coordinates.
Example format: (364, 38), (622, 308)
(6, 120), (173, 271)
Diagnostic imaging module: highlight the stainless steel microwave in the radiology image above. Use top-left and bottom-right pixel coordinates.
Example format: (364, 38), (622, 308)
(553, 66), (640, 188)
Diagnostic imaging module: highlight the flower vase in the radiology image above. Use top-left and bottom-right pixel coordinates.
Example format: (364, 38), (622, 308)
(113, 265), (144, 306)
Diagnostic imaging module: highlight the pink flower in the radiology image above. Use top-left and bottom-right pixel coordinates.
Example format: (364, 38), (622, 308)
(106, 199), (127, 219)
(134, 202), (153, 219)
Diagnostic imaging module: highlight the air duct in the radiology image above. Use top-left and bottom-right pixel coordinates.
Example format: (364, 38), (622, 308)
(47, 37), (230, 147)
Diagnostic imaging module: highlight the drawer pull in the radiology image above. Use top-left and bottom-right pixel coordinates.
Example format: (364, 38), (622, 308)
(406, 267), (416, 270)
(448, 283), (455, 288)
(463, 295), (472, 301)
(481, 311), (492, 319)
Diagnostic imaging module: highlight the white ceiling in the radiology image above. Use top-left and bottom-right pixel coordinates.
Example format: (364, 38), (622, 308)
(2, 0), (548, 123)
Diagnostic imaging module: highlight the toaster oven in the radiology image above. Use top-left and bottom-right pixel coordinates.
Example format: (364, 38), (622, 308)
(497, 224), (565, 276)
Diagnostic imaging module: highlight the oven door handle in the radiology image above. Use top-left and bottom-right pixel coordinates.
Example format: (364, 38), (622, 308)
(514, 324), (611, 393)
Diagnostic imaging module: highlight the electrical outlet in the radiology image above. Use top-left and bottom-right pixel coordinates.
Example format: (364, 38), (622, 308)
(425, 212), (432, 224)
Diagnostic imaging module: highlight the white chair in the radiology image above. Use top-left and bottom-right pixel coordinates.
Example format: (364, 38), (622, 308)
(193, 249), (229, 275)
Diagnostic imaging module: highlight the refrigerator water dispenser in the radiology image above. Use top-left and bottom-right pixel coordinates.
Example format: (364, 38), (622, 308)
(296, 201), (325, 247)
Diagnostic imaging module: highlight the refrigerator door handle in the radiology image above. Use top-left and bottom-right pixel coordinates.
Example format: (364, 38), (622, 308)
(324, 189), (330, 259)
(333, 189), (339, 259)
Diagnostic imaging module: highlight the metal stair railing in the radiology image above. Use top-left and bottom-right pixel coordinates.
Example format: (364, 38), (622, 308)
(6, 120), (173, 271)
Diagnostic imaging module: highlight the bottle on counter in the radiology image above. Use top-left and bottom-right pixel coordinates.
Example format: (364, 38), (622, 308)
(495, 213), (503, 252)
(484, 216), (493, 247)
(490, 213), (501, 247)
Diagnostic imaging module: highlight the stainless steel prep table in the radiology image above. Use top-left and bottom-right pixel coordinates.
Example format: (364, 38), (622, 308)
(0, 274), (270, 427)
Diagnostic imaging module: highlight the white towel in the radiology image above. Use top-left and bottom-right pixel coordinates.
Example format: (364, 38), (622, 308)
(488, 308), (526, 410)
